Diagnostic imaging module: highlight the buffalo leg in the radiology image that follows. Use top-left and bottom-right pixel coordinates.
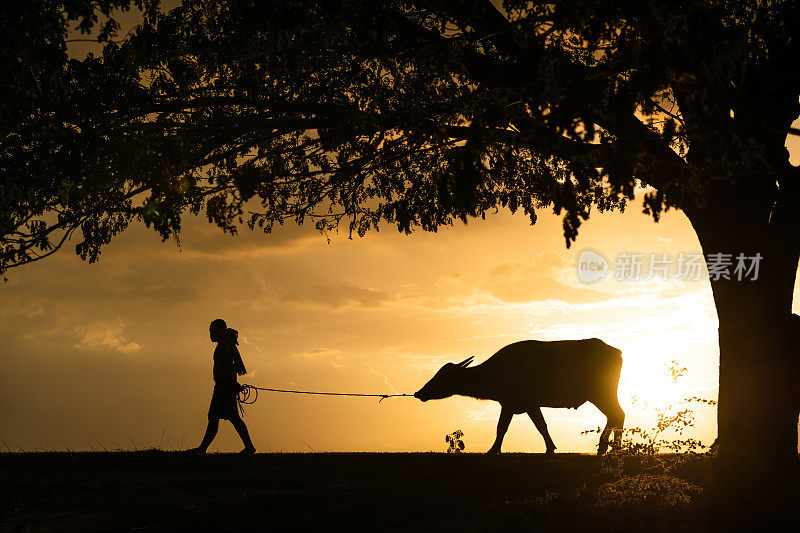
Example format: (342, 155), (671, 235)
(487, 405), (513, 455)
(594, 397), (625, 455)
(527, 407), (556, 454)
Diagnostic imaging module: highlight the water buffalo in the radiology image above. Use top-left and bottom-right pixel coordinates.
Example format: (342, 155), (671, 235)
(414, 338), (624, 455)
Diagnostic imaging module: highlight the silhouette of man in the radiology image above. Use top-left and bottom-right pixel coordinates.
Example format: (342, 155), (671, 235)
(187, 319), (256, 454)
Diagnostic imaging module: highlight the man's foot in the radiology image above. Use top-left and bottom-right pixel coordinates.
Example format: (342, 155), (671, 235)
(239, 446), (256, 454)
(183, 447), (206, 454)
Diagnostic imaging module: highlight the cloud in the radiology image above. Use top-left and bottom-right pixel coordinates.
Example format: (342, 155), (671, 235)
(486, 253), (611, 304)
(74, 320), (141, 353)
(172, 217), (322, 259)
(0, 263), (201, 308)
(0, 300), (47, 320)
(360, 359), (399, 394)
(290, 347), (343, 358)
(277, 283), (395, 309)
(464, 405), (500, 421)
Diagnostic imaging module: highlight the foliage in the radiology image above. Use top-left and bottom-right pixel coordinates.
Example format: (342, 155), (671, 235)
(585, 365), (716, 469)
(445, 430), (465, 453)
(596, 396), (714, 471)
(582, 362), (716, 510)
(595, 474), (703, 511)
(0, 1), (161, 275)
(3, 0), (799, 275)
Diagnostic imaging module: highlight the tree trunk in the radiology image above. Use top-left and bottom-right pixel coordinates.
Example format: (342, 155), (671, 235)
(690, 206), (800, 530)
(714, 303), (799, 530)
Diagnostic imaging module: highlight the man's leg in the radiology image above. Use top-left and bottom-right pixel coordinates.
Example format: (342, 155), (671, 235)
(231, 414), (256, 453)
(193, 416), (220, 452)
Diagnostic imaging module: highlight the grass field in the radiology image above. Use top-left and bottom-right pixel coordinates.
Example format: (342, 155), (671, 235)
(1, 452), (710, 532)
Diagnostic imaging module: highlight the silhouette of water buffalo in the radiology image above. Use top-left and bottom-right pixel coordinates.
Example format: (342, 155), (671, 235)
(414, 339), (624, 455)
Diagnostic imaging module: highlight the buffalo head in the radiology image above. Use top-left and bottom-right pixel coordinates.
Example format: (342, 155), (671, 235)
(414, 356), (474, 401)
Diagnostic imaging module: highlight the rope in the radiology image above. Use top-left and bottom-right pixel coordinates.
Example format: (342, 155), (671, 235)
(237, 384), (412, 414)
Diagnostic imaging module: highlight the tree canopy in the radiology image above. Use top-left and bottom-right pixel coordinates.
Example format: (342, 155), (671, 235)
(6, 2), (800, 526)
(4, 0), (798, 276)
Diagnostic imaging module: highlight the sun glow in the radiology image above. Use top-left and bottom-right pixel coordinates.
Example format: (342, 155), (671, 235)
(617, 356), (687, 410)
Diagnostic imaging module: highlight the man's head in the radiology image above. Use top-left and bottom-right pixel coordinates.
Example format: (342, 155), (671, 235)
(209, 318), (227, 342)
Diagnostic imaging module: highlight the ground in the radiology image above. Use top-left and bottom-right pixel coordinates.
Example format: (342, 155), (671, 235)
(1, 452), (710, 532)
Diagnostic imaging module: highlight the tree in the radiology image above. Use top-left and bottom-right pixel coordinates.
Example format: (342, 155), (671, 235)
(0, 0), (161, 269)
(3, 0), (800, 527)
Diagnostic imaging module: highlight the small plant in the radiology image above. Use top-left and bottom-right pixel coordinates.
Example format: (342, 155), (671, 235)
(445, 430), (465, 453)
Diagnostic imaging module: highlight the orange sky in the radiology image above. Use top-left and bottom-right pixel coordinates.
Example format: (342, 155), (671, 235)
(0, 197), (731, 453)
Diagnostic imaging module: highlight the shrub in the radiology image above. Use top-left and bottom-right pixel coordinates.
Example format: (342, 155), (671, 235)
(582, 361), (716, 510)
(445, 430), (465, 453)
